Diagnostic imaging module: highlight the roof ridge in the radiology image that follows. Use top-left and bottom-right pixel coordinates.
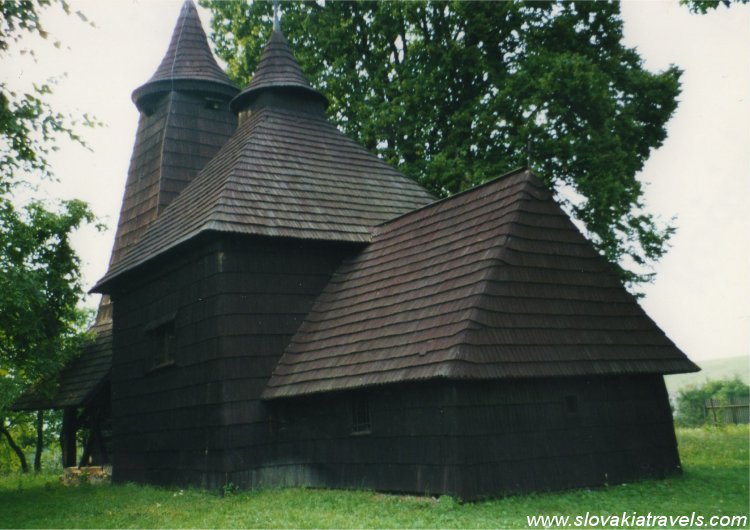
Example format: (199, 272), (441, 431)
(453, 177), (697, 373)
(451, 175), (578, 368)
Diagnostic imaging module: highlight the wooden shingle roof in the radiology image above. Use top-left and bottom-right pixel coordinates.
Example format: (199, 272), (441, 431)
(13, 314), (112, 411)
(131, 0), (237, 110)
(263, 169), (699, 399)
(94, 29), (434, 292)
(231, 29), (327, 112)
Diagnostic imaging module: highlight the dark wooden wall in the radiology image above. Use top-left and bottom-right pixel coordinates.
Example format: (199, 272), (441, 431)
(449, 375), (680, 499)
(255, 382), (461, 493)
(261, 375), (680, 500)
(109, 232), (680, 498)
(109, 234), (357, 487)
(110, 90), (236, 267)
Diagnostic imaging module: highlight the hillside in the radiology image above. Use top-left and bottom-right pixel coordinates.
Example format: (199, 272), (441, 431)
(665, 355), (749, 396)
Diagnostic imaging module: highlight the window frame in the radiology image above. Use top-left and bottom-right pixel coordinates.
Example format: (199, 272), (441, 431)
(350, 395), (371, 435)
(144, 313), (178, 372)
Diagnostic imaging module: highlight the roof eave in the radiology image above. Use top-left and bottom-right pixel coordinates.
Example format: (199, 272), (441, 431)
(230, 84), (328, 114)
(132, 78), (239, 111)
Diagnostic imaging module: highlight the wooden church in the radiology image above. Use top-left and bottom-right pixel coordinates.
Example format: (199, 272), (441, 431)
(16, 1), (699, 499)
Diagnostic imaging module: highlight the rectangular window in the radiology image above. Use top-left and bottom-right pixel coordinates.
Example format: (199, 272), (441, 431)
(351, 396), (371, 435)
(145, 314), (177, 371)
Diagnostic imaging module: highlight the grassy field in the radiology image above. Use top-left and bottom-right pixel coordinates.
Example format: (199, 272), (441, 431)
(0, 426), (748, 528)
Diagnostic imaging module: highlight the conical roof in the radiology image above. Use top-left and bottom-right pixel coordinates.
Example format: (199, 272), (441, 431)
(262, 169), (699, 399)
(231, 29), (327, 113)
(132, 0), (237, 110)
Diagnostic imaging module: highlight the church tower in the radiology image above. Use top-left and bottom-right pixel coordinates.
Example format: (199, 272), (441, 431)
(12, 1), (239, 469)
(111, 0), (238, 265)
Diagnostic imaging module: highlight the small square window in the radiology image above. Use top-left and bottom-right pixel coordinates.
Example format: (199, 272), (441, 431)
(351, 396), (371, 435)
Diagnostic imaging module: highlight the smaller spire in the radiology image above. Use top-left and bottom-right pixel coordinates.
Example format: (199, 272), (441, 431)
(230, 24), (328, 114)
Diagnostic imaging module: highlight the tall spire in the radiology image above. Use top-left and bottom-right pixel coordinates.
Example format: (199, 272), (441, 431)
(111, 0), (238, 266)
(132, 0), (237, 110)
(230, 18), (327, 114)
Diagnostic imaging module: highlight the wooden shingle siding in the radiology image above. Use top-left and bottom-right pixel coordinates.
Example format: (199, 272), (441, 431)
(264, 169), (698, 399)
(110, 91), (237, 267)
(109, 235), (356, 486)
(15, 1), (243, 414)
(254, 375), (679, 499)
(87, 3), (697, 497)
(230, 29), (328, 112)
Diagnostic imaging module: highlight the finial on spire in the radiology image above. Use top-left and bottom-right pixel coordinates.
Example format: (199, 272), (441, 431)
(273, 0), (280, 32)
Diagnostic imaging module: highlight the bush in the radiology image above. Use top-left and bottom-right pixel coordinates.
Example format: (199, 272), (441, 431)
(675, 378), (749, 427)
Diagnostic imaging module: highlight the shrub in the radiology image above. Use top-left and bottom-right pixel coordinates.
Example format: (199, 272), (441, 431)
(675, 378), (749, 427)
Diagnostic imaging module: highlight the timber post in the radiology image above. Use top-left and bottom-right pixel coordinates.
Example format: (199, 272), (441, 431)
(61, 407), (77, 468)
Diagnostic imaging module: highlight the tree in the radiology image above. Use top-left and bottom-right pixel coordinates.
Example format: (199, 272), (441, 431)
(681, 0), (749, 13)
(0, 0), (97, 471)
(0, 200), (96, 472)
(1, 0), (95, 194)
(204, 0), (681, 289)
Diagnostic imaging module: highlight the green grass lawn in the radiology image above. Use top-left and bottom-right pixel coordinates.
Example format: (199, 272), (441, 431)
(1, 426), (748, 528)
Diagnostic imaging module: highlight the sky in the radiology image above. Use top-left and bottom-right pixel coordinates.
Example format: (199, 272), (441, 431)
(3, 0), (749, 364)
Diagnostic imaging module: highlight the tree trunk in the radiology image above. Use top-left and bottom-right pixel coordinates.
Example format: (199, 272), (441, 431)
(34, 410), (44, 472)
(0, 424), (29, 473)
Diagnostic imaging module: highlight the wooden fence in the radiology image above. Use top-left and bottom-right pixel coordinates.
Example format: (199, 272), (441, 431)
(704, 397), (750, 425)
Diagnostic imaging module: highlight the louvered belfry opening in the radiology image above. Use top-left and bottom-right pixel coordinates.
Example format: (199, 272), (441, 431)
(74, 2), (699, 498)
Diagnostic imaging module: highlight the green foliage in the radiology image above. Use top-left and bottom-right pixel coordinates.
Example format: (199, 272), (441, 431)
(0, 426), (747, 528)
(0, 199), (96, 386)
(0, 0), (97, 192)
(675, 378), (750, 427)
(203, 0), (682, 289)
(0, 197), (96, 470)
(0, 0), (98, 469)
(0, 410), (62, 473)
(222, 482), (240, 497)
(681, 0), (749, 13)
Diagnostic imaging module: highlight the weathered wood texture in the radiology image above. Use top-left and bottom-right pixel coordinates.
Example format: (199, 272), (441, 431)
(131, 0), (238, 110)
(109, 235), (357, 487)
(16, 0), (242, 415)
(266, 169), (698, 399)
(94, 22), (434, 294)
(96, 103), (434, 291)
(110, 90), (237, 267)
(231, 29), (328, 112)
(256, 375), (679, 500)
